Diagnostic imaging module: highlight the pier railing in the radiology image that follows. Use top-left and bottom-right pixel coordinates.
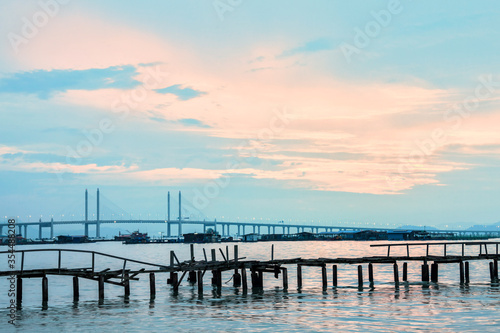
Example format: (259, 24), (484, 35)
(371, 241), (500, 257)
(0, 248), (169, 275)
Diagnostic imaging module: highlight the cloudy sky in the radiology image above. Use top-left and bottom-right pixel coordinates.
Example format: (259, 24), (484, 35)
(1, 0), (500, 231)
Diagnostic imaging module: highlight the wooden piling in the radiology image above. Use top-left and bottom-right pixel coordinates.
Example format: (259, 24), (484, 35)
(322, 265), (327, 291)
(368, 263), (374, 286)
(421, 262), (430, 282)
(98, 275), (104, 300)
(494, 259), (499, 281)
(393, 263), (399, 286)
(197, 271), (203, 295)
(234, 245), (238, 262)
(124, 271), (130, 297)
(16, 276), (22, 305)
(168, 272), (178, 287)
(212, 269), (222, 292)
(459, 261), (465, 285)
(431, 263), (438, 283)
(357, 265), (363, 289)
(282, 267), (288, 290)
(211, 249), (216, 262)
(332, 265), (338, 288)
(190, 244), (195, 262)
(42, 275), (48, 303)
(297, 265), (303, 289)
(72, 276), (79, 301)
(271, 244), (274, 261)
(233, 270), (241, 287)
(241, 268), (248, 292)
(188, 271), (197, 284)
(402, 262), (408, 282)
(149, 272), (156, 298)
(465, 261), (470, 284)
(489, 262), (495, 282)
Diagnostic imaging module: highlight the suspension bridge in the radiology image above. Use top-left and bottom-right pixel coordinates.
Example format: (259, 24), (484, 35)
(1, 189), (499, 240)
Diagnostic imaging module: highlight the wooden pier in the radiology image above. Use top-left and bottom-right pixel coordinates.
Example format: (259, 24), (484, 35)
(2, 241), (500, 306)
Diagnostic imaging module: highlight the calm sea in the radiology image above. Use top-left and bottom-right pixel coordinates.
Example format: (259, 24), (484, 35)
(1, 240), (500, 332)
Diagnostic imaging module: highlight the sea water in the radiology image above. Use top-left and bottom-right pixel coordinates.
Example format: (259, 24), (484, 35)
(1, 240), (499, 332)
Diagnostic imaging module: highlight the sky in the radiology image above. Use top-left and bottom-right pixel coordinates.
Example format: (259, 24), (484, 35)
(1, 0), (500, 235)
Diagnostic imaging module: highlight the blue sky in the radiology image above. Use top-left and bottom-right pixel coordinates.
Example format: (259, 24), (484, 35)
(1, 0), (500, 235)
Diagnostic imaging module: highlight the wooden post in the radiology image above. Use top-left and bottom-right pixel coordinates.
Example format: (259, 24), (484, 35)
(234, 245), (238, 262)
(168, 272), (178, 287)
(321, 265), (327, 291)
(368, 263), (374, 286)
(465, 261), (470, 284)
(73, 276), (79, 301)
(124, 271), (130, 297)
(431, 263), (438, 283)
(271, 244), (274, 260)
(402, 262), (408, 282)
(150, 273), (156, 299)
(211, 249), (216, 262)
(421, 262), (429, 282)
(190, 244), (195, 262)
(297, 265), (303, 290)
(42, 275), (48, 303)
(98, 275), (104, 300)
(489, 262), (495, 282)
(241, 268), (248, 292)
(233, 270), (241, 287)
(197, 271), (203, 295)
(357, 265), (363, 289)
(258, 270), (264, 288)
(226, 246), (229, 262)
(188, 271), (197, 284)
(393, 263), (399, 286)
(459, 261), (464, 285)
(494, 259), (499, 281)
(170, 251), (174, 266)
(282, 267), (288, 290)
(332, 265), (338, 288)
(16, 276), (22, 305)
(216, 269), (222, 293)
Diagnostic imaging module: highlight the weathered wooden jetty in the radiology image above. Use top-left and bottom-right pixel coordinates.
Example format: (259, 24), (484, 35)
(2, 241), (500, 306)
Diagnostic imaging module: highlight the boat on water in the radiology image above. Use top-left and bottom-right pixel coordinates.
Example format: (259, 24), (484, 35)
(116, 231), (150, 244)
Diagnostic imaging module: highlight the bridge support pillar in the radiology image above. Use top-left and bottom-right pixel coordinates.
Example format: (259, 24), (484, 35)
(253, 225), (255, 234)
(167, 222), (171, 237)
(24, 225), (27, 239)
(39, 225), (42, 240)
(84, 223), (89, 237)
(50, 223), (54, 239)
(178, 222), (182, 237)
